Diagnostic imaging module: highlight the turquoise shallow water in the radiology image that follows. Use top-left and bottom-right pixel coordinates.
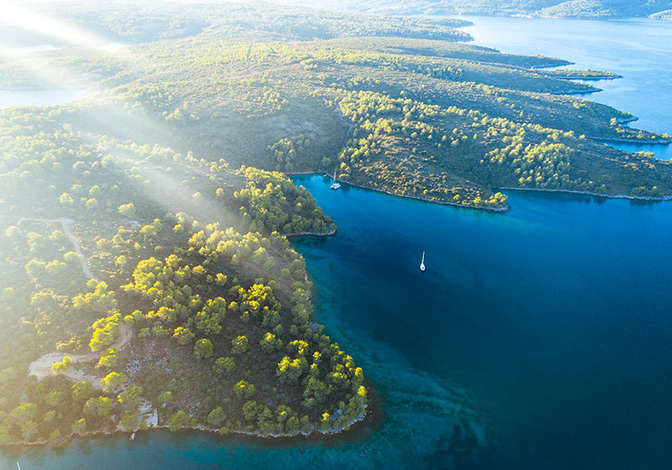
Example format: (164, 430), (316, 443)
(4, 16), (672, 470)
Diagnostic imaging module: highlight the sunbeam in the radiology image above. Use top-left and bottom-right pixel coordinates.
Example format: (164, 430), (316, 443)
(0, 1), (109, 50)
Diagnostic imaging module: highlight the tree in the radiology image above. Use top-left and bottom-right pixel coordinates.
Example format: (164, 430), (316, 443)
(20, 420), (39, 440)
(9, 403), (38, 424)
(0, 367), (17, 388)
(233, 380), (255, 400)
(101, 372), (127, 393)
(118, 203), (137, 218)
(166, 411), (189, 432)
(43, 410), (57, 423)
(121, 411), (142, 431)
(286, 416), (300, 435)
(260, 332), (280, 353)
(72, 418), (87, 434)
(51, 356), (72, 375)
(84, 397), (114, 418)
(207, 407), (226, 427)
(45, 390), (64, 408)
(173, 327), (195, 346)
(97, 348), (119, 369)
(71, 381), (94, 402)
(276, 356), (305, 383)
(118, 384), (143, 408)
(231, 335), (248, 355)
(213, 357), (235, 375)
(193, 338), (213, 359)
(242, 400), (261, 422)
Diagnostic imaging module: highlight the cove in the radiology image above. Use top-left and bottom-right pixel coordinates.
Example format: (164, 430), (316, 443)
(596, 141), (672, 161)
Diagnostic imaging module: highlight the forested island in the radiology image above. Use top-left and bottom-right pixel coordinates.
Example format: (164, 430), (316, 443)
(277, 0), (672, 19)
(1, 0), (672, 448)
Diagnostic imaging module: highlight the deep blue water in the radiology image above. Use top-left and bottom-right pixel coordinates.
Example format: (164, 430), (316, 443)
(3, 16), (672, 470)
(290, 179), (672, 469)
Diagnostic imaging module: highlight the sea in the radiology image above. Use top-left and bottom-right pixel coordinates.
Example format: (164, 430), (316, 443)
(2, 16), (672, 470)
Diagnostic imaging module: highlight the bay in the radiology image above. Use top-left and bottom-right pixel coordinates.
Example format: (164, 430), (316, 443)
(3, 16), (672, 470)
(596, 141), (672, 161)
(462, 16), (672, 160)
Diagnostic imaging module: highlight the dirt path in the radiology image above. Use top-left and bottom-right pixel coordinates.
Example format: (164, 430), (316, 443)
(57, 217), (96, 280)
(28, 323), (133, 388)
(2, 216), (96, 280)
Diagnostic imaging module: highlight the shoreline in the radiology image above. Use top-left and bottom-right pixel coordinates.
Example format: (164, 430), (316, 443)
(552, 87), (601, 95)
(591, 136), (671, 145)
(0, 389), (380, 450)
(617, 116), (639, 124)
(293, 172), (672, 209)
(283, 228), (337, 237)
(309, 172), (510, 212)
(551, 74), (621, 81)
(496, 186), (672, 202)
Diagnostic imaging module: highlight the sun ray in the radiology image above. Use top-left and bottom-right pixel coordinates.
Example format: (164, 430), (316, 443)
(0, 1), (109, 50)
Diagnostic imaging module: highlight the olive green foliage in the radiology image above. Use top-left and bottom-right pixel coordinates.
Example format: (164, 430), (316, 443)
(235, 167), (336, 234)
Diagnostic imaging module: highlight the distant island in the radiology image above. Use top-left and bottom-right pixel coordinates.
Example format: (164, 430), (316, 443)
(1, 0), (672, 448)
(272, 0), (672, 19)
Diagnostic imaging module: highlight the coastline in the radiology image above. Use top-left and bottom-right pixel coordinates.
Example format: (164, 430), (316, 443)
(591, 136), (671, 145)
(616, 116), (638, 124)
(283, 228), (337, 237)
(552, 87), (601, 95)
(496, 186), (672, 202)
(551, 74), (621, 81)
(296, 172), (672, 211)
(308, 172), (510, 213)
(0, 386), (379, 450)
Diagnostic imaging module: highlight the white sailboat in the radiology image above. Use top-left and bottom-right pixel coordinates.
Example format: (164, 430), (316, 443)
(420, 251), (425, 272)
(17, 462), (21, 470)
(330, 169), (341, 190)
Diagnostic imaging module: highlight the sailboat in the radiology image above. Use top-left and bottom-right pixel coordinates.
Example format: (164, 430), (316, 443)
(420, 251), (426, 272)
(16, 462), (21, 470)
(330, 169), (341, 190)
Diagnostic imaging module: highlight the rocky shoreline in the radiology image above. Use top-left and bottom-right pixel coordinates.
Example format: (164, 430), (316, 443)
(591, 136), (671, 145)
(497, 186), (672, 202)
(314, 173), (510, 213)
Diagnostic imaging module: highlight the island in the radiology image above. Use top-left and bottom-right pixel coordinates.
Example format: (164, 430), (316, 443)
(1, 0), (671, 448)
(284, 0), (672, 19)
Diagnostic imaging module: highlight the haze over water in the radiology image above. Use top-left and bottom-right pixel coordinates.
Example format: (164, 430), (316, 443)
(3, 16), (672, 470)
(464, 16), (672, 160)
